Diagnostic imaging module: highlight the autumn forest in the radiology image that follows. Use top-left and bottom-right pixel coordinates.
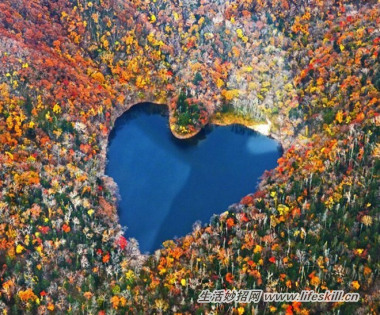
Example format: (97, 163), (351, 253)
(0, 0), (379, 314)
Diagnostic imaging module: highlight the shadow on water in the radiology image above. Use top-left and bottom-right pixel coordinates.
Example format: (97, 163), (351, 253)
(109, 103), (169, 143)
(151, 150), (280, 252)
(106, 103), (282, 253)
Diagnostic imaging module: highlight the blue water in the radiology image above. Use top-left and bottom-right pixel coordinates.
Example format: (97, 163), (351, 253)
(106, 103), (281, 253)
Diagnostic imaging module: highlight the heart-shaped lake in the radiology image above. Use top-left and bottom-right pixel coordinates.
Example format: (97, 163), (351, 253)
(106, 103), (281, 253)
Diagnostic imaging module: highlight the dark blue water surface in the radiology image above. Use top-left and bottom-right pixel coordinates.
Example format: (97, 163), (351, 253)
(106, 104), (281, 253)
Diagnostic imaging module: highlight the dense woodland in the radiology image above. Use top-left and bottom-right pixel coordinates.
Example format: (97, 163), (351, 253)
(0, 0), (379, 313)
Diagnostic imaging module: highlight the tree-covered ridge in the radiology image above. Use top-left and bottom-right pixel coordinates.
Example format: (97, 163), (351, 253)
(0, 0), (378, 314)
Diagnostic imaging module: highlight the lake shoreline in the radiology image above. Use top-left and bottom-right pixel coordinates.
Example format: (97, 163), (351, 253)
(105, 103), (280, 252)
(97, 100), (284, 254)
(100, 101), (282, 172)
